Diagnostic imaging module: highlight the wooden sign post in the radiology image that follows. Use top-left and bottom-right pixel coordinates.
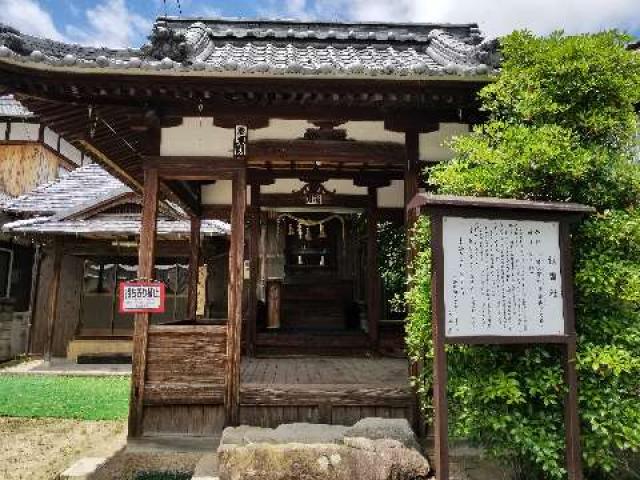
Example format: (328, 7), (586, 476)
(407, 194), (595, 480)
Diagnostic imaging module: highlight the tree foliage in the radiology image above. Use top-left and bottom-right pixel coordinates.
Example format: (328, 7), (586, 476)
(405, 30), (640, 479)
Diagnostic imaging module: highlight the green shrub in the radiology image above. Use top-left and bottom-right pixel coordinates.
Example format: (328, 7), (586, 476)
(134, 471), (191, 480)
(406, 30), (640, 479)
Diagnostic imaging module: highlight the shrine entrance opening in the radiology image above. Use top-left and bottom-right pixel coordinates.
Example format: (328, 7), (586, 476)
(255, 207), (372, 355)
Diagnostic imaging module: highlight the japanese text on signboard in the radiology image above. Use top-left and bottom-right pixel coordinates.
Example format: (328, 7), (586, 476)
(119, 281), (166, 313)
(443, 217), (564, 337)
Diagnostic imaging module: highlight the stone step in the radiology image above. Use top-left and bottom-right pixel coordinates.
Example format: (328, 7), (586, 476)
(60, 457), (107, 479)
(193, 453), (220, 480)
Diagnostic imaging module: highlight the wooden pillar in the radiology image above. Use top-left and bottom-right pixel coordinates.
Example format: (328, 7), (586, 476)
(405, 129), (424, 435)
(187, 215), (201, 321)
(246, 184), (261, 356)
(431, 214), (449, 480)
(367, 187), (380, 350)
(405, 129), (420, 233)
(225, 167), (246, 426)
(43, 239), (62, 364)
(560, 222), (583, 480)
(128, 167), (159, 438)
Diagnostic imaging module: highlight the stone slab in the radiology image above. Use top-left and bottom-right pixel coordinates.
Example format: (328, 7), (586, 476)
(60, 457), (106, 479)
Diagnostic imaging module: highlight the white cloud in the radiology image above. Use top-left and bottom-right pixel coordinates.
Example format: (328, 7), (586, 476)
(65, 0), (150, 48)
(297, 0), (640, 38)
(0, 0), (149, 48)
(0, 0), (66, 41)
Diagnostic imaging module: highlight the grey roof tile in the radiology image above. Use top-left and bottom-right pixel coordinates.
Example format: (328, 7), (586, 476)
(0, 95), (32, 118)
(3, 215), (229, 237)
(0, 18), (499, 78)
(2, 163), (129, 215)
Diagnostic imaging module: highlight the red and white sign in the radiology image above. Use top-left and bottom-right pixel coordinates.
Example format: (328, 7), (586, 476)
(119, 281), (166, 314)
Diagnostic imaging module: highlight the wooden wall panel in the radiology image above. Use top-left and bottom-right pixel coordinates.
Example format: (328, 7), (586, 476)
(0, 144), (60, 197)
(30, 252), (83, 356)
(142, 405), (225, 436)
(143, 325), (227, 405)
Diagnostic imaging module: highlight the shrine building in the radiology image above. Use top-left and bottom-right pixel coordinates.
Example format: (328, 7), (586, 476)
(0, 17), (499, 437)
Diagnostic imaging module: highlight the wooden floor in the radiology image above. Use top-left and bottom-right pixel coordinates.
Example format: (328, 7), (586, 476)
(239, 357), (416, 428)
(241, 357), (409, 386)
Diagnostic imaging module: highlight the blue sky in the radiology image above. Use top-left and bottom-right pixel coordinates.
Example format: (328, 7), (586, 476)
(1, 0), (638, 48)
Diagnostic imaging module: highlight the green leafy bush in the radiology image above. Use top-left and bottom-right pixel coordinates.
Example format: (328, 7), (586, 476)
(135, 472), (191, 480)
(405, 31), (640, 479)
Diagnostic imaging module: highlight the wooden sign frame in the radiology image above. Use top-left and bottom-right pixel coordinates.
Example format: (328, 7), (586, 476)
(408, 194), (595, 480)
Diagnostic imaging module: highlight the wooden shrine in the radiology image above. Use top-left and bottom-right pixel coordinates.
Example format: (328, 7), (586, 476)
(0, 17), (500, 437)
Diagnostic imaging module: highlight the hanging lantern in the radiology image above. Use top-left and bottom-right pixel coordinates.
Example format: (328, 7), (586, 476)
(288, 222), (295, 236)
(319, 223), (327, 239)
(305, 225), (313, 241)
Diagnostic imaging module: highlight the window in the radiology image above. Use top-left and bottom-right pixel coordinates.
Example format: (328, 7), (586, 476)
(78, 259), (189, 336)
(0, 249), (13, 298)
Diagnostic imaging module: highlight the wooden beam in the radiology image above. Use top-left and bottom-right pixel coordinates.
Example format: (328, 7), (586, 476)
(201, 204), (231, 221)
(260, 193), (368, 209)
(249, 139), (406, 166)
(384, 115), (440, 133)
(367, 187), (380, 350)
(143, 156), (244, 180)
(128, 167), (159, 438)
(225, 167), (246, 426)
(187, 215), (201, 321)
(43, 240), (62, 364)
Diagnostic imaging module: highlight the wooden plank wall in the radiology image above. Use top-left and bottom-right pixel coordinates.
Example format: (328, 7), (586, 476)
(239, 388), (414, 428)
(0, 144), (60, 197)
(141, 324), (227, 436)
(30, 251), (83, 356)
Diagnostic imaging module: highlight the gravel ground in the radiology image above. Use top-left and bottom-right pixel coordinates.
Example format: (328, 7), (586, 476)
(0, 417), (126, 480)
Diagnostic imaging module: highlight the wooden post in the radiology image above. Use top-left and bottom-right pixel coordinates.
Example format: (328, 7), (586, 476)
(187, 215), (201, 321)
(431, 214), (449, 480)
(26, 244), (42, 355)
(405, 130), (420, 232)
(128, 167), (159, 438)
(367, 187), (380, 350)
(246, 184), (260, 356)
(225, 167), (246, 426)
(43, 239), (62, 364)
(560, 222), (583, 480)
(405, 129), (423, 434)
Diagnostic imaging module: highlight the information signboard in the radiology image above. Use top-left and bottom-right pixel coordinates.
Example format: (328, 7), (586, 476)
(407, 194), (594, 480)
(443, 217), (564, 338)
(119, 281), (166, 314)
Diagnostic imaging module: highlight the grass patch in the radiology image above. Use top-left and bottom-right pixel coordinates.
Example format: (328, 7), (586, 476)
(0, 374), (130, 420)
(135, 472), (192, 480)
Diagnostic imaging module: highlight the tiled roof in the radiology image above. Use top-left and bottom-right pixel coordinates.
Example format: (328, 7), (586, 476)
(0, 95), (33, 118)
(0, 191), (15, 208)
(0, 18), (499, 78)
(1, 162), (230, 237)
(2, 163), (128, 215)
(3, 215), (229, 237)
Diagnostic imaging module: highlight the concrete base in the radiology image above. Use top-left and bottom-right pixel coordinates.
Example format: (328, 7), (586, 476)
(60, 457), (107, 479)
(67, 339), (132, 362)
(127, 435), (220, 454)
(193, 453), (220, 480)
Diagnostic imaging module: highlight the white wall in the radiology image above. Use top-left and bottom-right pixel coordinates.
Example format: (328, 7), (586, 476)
(419, 123), (470, 163)
(9, 123), (39, 141)
(201, 181), (251, 205)
(377, 179), (405, 208)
